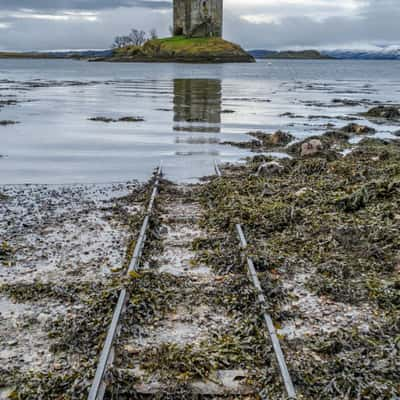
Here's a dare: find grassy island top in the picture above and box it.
[112,36,253,59]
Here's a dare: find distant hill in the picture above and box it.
[0,49,113,59]
[268,50,332,59]
[248,49,332,59]
[249,45,400,60]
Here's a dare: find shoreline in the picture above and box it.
[0,77,399,398]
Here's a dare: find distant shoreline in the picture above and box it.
[1,48,400,61]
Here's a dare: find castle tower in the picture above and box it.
[173,0,223,38]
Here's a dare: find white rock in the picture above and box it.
[301,139,323,157]
[256,161,284,177]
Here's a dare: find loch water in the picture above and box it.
[0,59,399,184]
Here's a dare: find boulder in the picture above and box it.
[340,123,376,135]
[269,130,294,146]
[300,139,323,157]
[0,120,18,126]
[256,161,284,177]
[249,130,294,147]
[364,106,400,120]
[393,130,400,137]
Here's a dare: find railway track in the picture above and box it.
[88,162,297,399]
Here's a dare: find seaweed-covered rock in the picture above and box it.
[288,136,340,160]
[256,161,284,177]
[301,139,323,157]
[118,116,145,122]
[88,116,144,123]
[340,123,376,135]
[88,116,114,123]
[0,241,14,266]
[0,120,18,126]
[364,105,400,120]
[250,130,294,147]
[223,130,294,152]
[323,130,351,141]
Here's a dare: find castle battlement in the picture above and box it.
[173,0,223,38]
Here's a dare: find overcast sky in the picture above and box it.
[0,0,398,51]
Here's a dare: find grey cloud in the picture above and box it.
[224,0,400,49]
[0,0,171,11]
[0,7,171,51]
[0,0,399,51]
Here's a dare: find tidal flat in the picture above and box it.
[0,59,399,399]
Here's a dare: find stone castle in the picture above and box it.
[173,0,223,38]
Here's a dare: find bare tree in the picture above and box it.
[129,29,147,46]
[112,36,125,48]
[149,28,158,40]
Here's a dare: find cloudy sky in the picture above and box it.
[0,0,398,51]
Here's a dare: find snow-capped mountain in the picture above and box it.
[321,45,400,60]
[249,45,400,60]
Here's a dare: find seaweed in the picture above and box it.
[0,241,14,266]
[290,317,400,399]
[88,116,144,123]
[195,138,400,398]
[0,281,105,303]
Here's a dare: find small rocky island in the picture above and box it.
[98,36,254,63]
[95,0,254,63]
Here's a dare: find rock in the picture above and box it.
[124,344,140,354]
[250,130,294,147]
[159,225,168,235]
[37,313,50,325]
[53,363,63,370]
[301,139,323,157]
[332,98,360,106]
[364,106,400,120]
[88,116,144,123]
[0,120,18,126]
[393,130,400,137]
[270,130,294,146]
[323,130,351,141]
[340,123,376,135]
[118,116,145,122]
[295,187,311,197]
[256,161,284,177]
[88,116,114,123]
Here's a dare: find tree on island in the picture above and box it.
[112,29,158,48]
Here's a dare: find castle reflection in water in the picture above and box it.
[173,79,222,133]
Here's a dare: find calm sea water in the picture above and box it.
[0,59,399,184]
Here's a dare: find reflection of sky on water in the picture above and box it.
[0,59,399,184]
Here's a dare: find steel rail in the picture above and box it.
[236,224,297,399]
[88,163,162,400]
[214,161,296,399]
[214,160,222,177]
